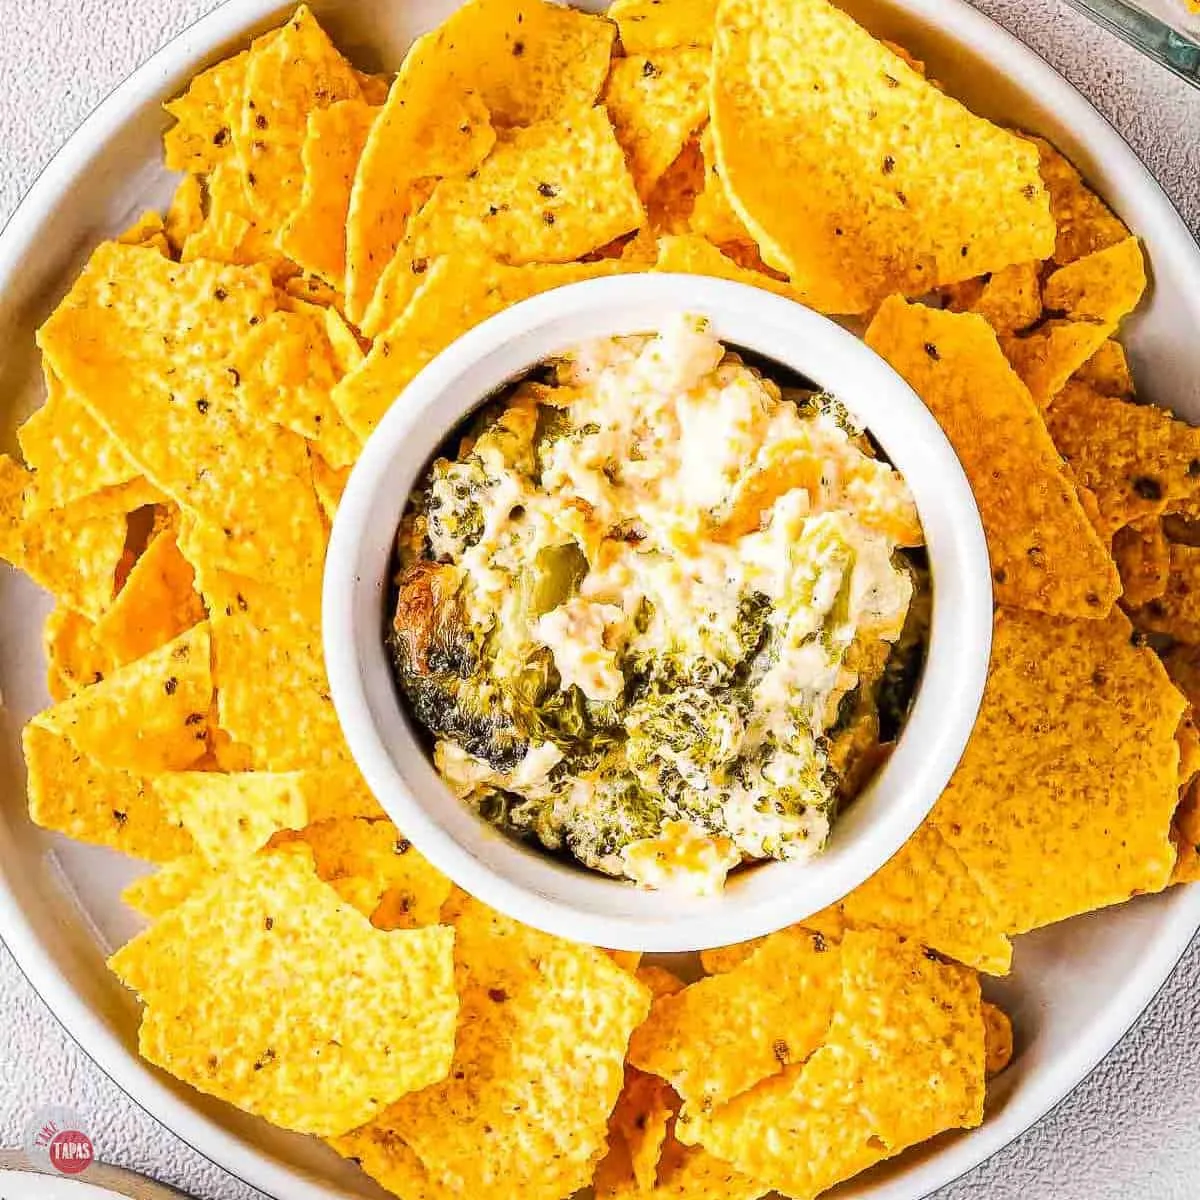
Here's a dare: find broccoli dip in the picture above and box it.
[389,315,927,894]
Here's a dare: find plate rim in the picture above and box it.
[1,1,1199,1198]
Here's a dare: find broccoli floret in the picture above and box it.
[424,455,489,560]
[626,685,746,792]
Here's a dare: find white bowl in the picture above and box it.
[323,273,993,952]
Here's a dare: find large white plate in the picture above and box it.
[1,2,1198,1198]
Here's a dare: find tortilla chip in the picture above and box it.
[686,126,751,246]
[653,234,793,298]
[636,138,704,237]
[603,48,710,201]
[710,0,1054,313]
[943,261,1042,336]
[1112,518,1170,608]
[424,0,616,128]
[23,723,193,861]
[1001,319,1113,408]
[931,607,1184,934]
[32,623,212,773]
[357,203,442,339]
[153,771,310,863]
[982,1002,1014,1076]
[836,820,1012,974]
[1031,136,1129,266]
[122,854,225,918]
[343,38,495,322]
[91,528,204,666]
[594,1125,767,1200]
[37,244,327,589]
[610,1067,680,1191]
[1127,544,1200,642]
[164,46,261,174]
[333,256,620,437]
[1045,381,1200,536]
[309,452,352,525]
[200,570,345,771]
[333,893,650,1200]
[109,847,458,1137]
[677,929,984,1199]
[629,927,839,1107]
[17,369,142,513]
[1178,708,1200,789]
[1042,236,1146,325]
[609,0,716,52]
[636,964,687,999]
[231,308,360,468]
[699,939,763,975]
[410,109,644,268]
[605,949,644,974]
[865,298,1119,618]
[235,6,363,247]
[280,816,451,926]
[1075,339,1135,397]
[278,99,376,288]
[43,605,113,700]
[117,211,171,256]
[164,175,205,256]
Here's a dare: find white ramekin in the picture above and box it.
[323,273,992,952]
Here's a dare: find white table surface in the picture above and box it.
[1,1,1198,1197]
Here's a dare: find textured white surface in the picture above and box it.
[0,1,1198,1198]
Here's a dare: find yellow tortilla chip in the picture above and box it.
[153,771,310,863]
[43,605,113,701]
[1112,518,1170,609]
[603,48,710,201]
[836,820,1012,974]
[865,298,1119,618]
[37,244,327,589]
[164,174,205,256]
[164,44,264,174]
[629,926,839,1106]
[231,308,360,468]
[1074,339,1135,398]
[710,0,1054,313]
[117,211,171,256]
[609,1067,679,1191]
[593,1126,767,1200]
[678,929,984,1199]
[943,261,1042,336]
[931,607,1185,934]
[1042,236,1146,325]
[636,964,687,999]
[181,158,289,274]
[1001,319,1113,407]
[279,98,376,288]
[1127,543,1200,642]
[109,847,458,1137]
[642,138,706,237]
[23,723,193,861]
[0,458,156,621]
[982,1002,1014,1076]
[1045,381,1200,535]
[280,816,451,926]
[425,0,616,128]
[92,528,204,666]
[17,369,141,513]
[1031,136,1129,266]
[333,256,620,437]
[343,38,495,322]
[32,623,212,773]
[687,127,751,246]
[236,7,364,246]
[121,853,225,918]
[309,452,352,524]
[410,109,644,268]
[653,234,793,298]
[333,893,650,1200]
[609,0,716,52]
[200,569,346,771]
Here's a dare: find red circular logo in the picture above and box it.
[47,1128,94,1175]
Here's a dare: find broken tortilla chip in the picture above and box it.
[121,853,225,918]
[608,0,715,52]
[1127,543,1200,643]
[982,1002,1014,1076]
[931,606,1185,934]
[1001,319,1113,408]
[653,234,793,298]
[1041,236,1146,325]
[1112,518,1170,609]
[163,45,263,174]
[865,297,1119,618]
[710,0,1054,313]
[1074,339,1135,398]
[1031,136,1129,266]
[43,605,113,700]
[109,847,458,1137]
[23,723,193,861]
[943,261,1042,336]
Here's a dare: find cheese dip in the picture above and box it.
[389,316,926,894]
